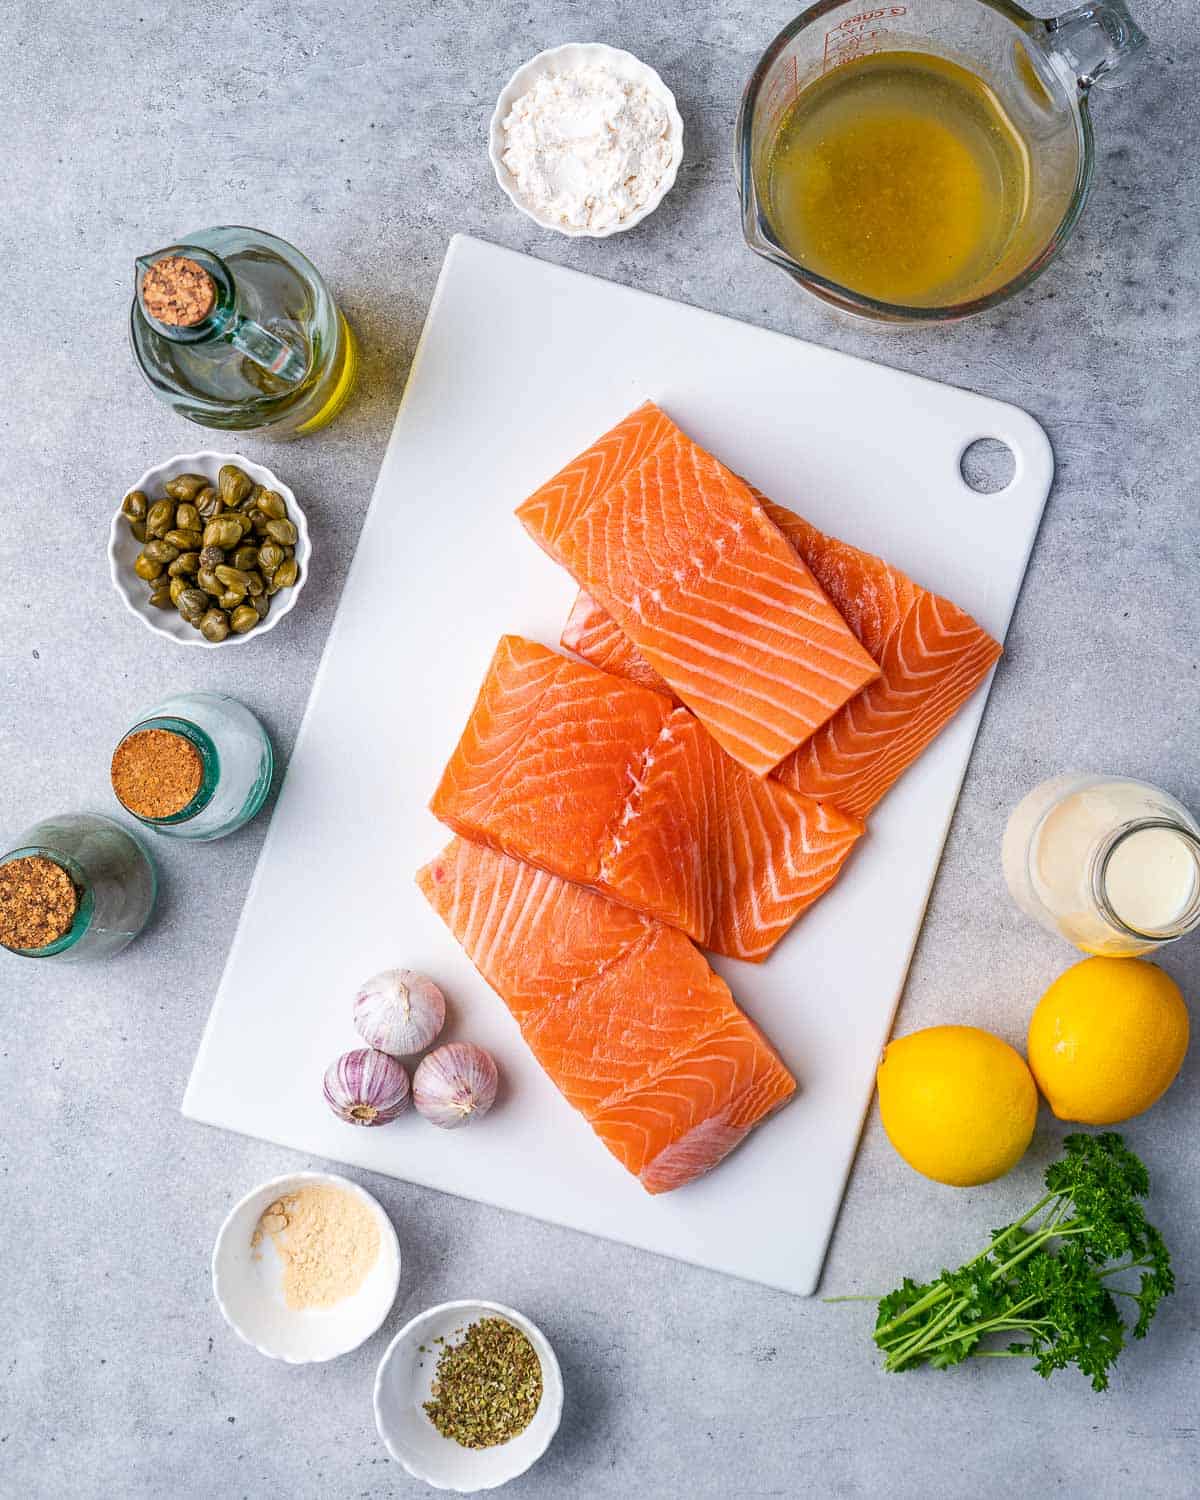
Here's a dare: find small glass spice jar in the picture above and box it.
[111,691,273,841]
[0,813,157,962]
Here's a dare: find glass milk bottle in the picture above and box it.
[1002,775,1200,955]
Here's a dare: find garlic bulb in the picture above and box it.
[413,1042,498,1129]
[353,968,446,1057]
[323,1047,410,1126]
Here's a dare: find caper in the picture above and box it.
[251,591,270,620]
[146,500,174,538]
[202,518,243,550]
[168,551,200,578]
[215,562,251,592]
[168,575,190,607]
[196,567,223,595]
[264,518,298,546]
[218,464,254,507]
[176,587,209,623]
[199,544,223,571]
[249,511,271,537]
[143,539,180,564]
[257,540,285,575]
[148,582,174,610]
[215,509,253,538]
[244,570,264,597]
[257,490,288,520]
[195,485,221,518]
[272,557,299,590]
[164,473,208,502]
[134,551,163,581]
[128,519,148,543]
[199,609,230,643]
[163,528,202,551]
[232,544,259,572]
[230,604,260,634]
[247,484,266,508]
[174,502,201,532]
[122,489,148,521]
[218,588,243,610]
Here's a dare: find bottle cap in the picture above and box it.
[141,255,216,326]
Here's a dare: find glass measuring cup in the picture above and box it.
[737,1,1147,321]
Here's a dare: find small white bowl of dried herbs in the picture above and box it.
[373,1299,563,1491]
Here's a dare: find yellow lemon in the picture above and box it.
[876,1025,1037,1186]
[1027,956,1189,1125]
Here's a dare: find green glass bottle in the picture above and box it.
[130,226,357,439]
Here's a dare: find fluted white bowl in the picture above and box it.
[109,451,310,648]
[373,1299,563,1490]
[488,42,684,238]
[212,1171,400,1363]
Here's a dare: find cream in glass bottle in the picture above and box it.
[1002,775,1200,955]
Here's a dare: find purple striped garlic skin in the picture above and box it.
[323,1047,411,1126]
[412,1042,499,1129]
[353,968,446,1057]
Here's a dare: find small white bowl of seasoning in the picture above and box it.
[108,450,310,648]
[374,1299,563,1491]
[489,42,684,238]
[212,1171,400,1363]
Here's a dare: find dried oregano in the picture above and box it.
[423,1317,542,1448]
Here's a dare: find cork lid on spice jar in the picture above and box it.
[0,854,81,953]
[111,726,207,822]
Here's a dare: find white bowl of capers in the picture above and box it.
[109,451,310,648]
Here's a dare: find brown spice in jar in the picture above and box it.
[111,728,204,820]
[0,856,80,951]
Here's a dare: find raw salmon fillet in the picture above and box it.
[516,403,881,776]
[417,837,797,1192]
[562,500,1002,821]
[516,401,678,559]
[430,636,864,960]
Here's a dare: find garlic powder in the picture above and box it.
[500,64,675,231]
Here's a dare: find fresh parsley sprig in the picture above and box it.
[833,1135,1172,1392]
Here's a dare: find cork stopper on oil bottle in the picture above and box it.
[140,255,216,326]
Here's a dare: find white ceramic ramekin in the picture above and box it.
[373,1299,563,1491]
[212,1171,400,1363]
[108,451,310,648]
[488,42,684,238]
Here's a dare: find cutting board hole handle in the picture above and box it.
[959,437,1016,495]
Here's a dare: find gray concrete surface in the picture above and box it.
[1,2,1197,1496]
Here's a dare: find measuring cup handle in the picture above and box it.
[1045,2,1148,90]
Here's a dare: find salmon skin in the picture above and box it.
[417,837,797,1193]
[516,402,881,777]
[562,499,1002,822]
[430,636,864,961]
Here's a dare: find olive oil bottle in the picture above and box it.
[764,52,1031,308]
[130,226,357,439]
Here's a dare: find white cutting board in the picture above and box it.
[184,236,1053,1297]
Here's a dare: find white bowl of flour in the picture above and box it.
[489,43,684,237]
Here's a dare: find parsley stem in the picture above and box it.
[873,1190,1061,1341]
